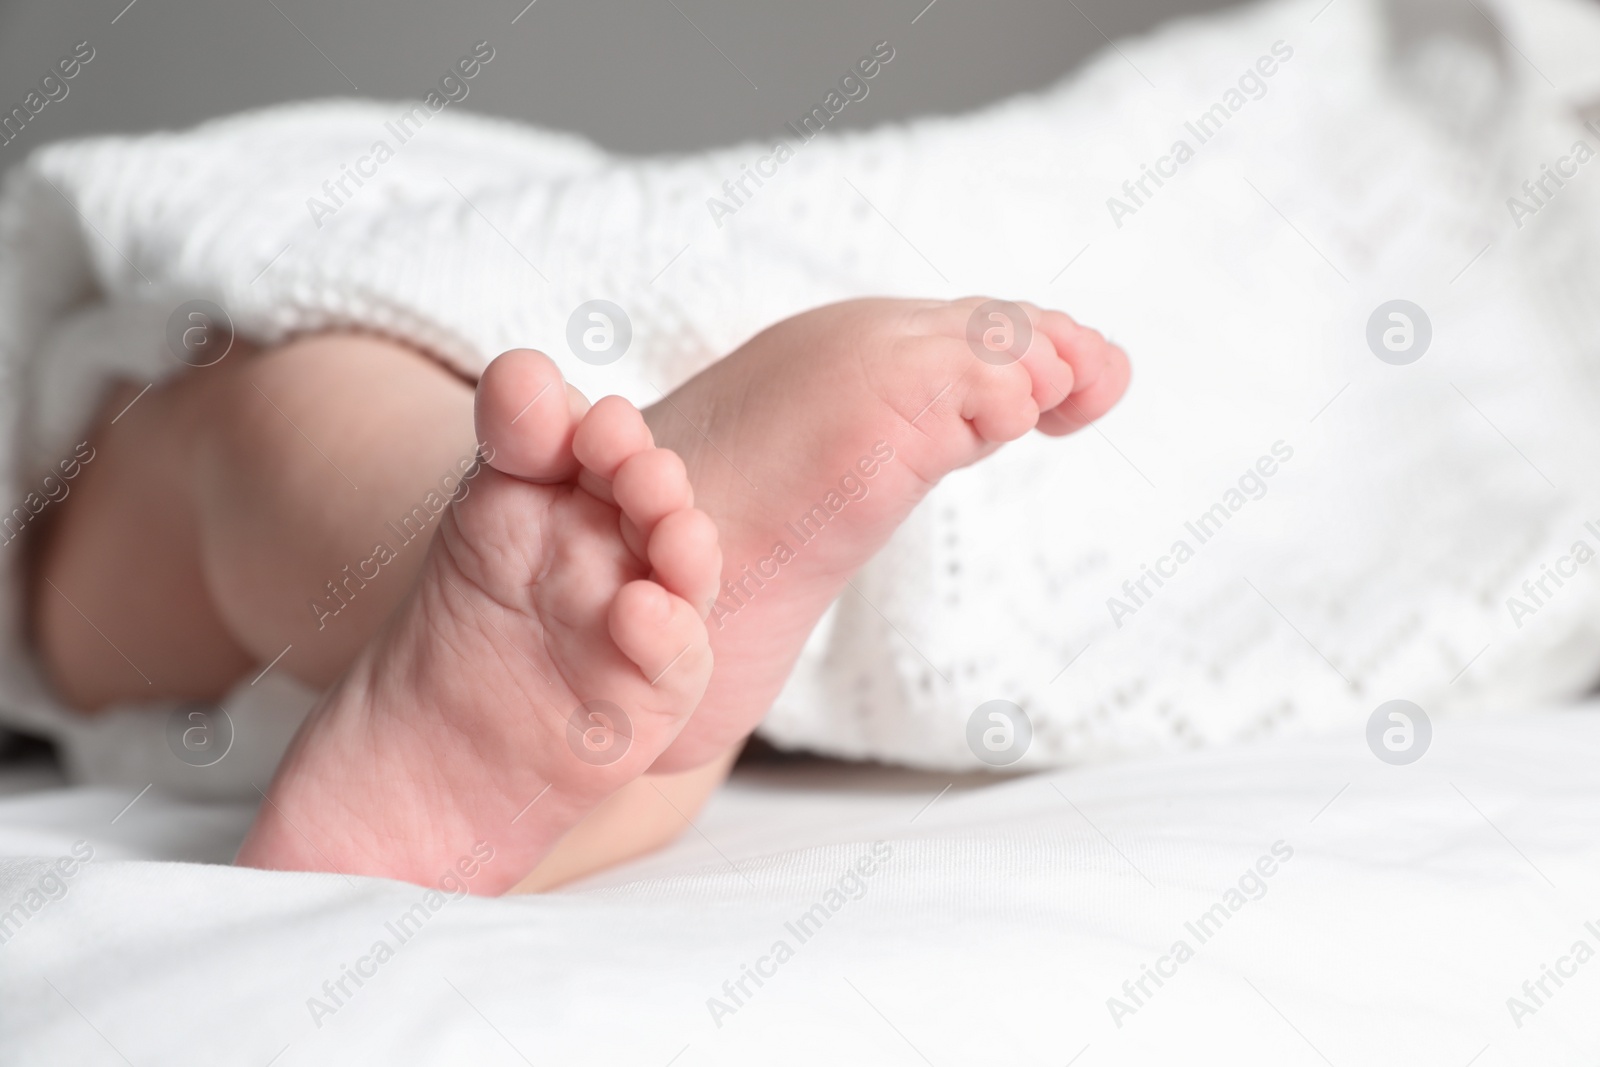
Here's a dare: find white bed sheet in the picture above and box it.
[1,705,1597,1065]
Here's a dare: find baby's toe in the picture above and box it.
[476,349,586,482]
[573,394,655,503]
[646,507,721,616]
[609,579,713,697]
[962,359,1041,443]
[1014,310,1078,416]
[612,447,694,553]
[920,297,1078,438]
[1035,314,1131,435]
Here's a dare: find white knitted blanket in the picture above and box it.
[3,0,1600,789]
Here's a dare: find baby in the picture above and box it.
[32,298,1127,893]
[13,0,1592,897]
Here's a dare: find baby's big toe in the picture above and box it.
[476,349,587,481]
[1032,310,1130,436]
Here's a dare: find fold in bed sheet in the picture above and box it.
[1,707,1596,1066]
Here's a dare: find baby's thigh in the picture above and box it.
[191,332,479,687]
[34,332,478,707]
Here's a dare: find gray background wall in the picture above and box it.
[0,0,1236,159]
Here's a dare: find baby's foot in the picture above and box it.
[236,350,720,893]
[645,297,1129,771]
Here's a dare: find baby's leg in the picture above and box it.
[641,297,1130,771]
[233,345,721,891]
[34,295,1127,890]
[36,334,475,702]
[34,332,733,889]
